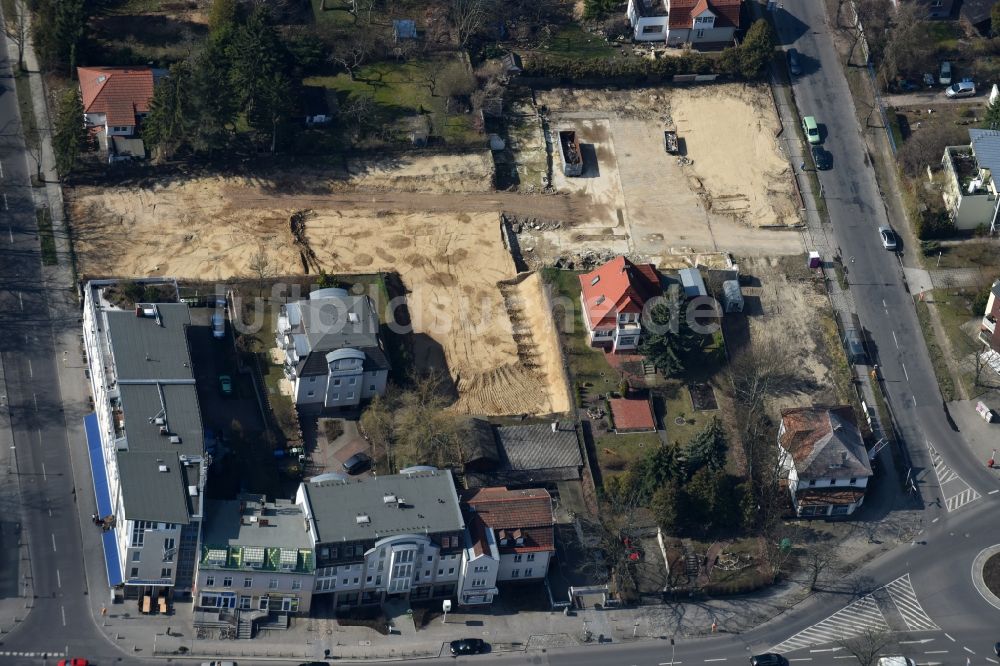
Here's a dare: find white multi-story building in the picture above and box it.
[275,288,389,409]
[626,0,742,46]
[297,470,494,608]
[83,279,208,603]
[462,487,555,585]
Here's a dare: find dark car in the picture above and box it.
[342,452,372,475]
[450,638,487,656]
[811,145,832,170]
[787,48,802,76]
[750,654,788,666]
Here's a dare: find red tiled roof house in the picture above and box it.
[462,487,555,588]
[578,256,660,353]
[778,406,873,518]
[78,67,161,138]
[626,0,741,47]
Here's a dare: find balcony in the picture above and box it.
[983,314,997,335]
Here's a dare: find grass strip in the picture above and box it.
[36,207,56,265]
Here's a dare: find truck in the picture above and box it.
[558,130,583,177]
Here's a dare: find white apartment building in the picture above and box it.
[275,288,389,409]
[83,279,208,602]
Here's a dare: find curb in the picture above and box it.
[971,545,1000,611]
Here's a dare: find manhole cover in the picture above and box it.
[674,417,686,425]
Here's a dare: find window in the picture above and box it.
[527,553,535,562]
[375,575,382,585]
[473,565,489,573]
[367,576,373,583]
[640,24,664,34]
[369,385,376,391]
[239,596,251,610]
[849,478,858,485]
[438,569,443,576]
[830,479,837,485]
[223,576,233,588]
[307,391,315,397]
[330,547,338,559]
[427,555,433,562]
[353,577,359,584]
[524,568,533,577]
[131,520,155,548]
[349,377,357,385]
[206,576,216,586]
[513,554,523,563]
[161,568,172,578]
[331,393,339,401]
[808,479,817,487]
[292,579,302,590]
[471,578,486,587]
[346,392,355,400]
[163,537,175,550]
[695,29,705,38]
[259,597,269,611]
[342,579,348,585]
[511,569,520,578]
[333,379,341,387]
[448,568,455,575]
[130,567,139,578]
[244,577,253,588]
[310,377,316,383]
[618,336,637,346]
[269,578,279,589]
[424,570,430,578]
[132,551,141,562]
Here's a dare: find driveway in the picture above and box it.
[187,306,265,436]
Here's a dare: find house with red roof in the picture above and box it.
[78,67,164,160]
[462,487,555,586]
[778,406,873,518]
[626,0,741,46]
[578,256,661,353]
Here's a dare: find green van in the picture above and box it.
[802,116,820,144]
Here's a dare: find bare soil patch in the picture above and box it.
[985,552,1000,598]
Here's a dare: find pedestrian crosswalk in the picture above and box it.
[883,574,939,632]
[927,441,981,512]
[771,574,937,653]
[0,651,65,659]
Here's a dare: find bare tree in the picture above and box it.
[802,543,840,591]
[877,3,929,89]
[837,628,894,666]
[248,244,273,295]
[450,0,489,47]
[329,31,375,80]
[4,0,27,72]
[434,60,476,98]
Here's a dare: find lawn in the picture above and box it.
[310,0,358,28]
[924,241,1000,272]
[920,21,963,54]
[13,71,38,154]
[595,431,662,478]
[926,287,987,396]
[537,25,619,61]
[303,56,480,145]
[915,298,958,401]
[36,208,56,266]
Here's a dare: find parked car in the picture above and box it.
[879,225,898,250]
[342,452,372,475]
[895,79,919,92]
[946,80,976,98]
[802,115,821,144]
[211,312,225,339]
[923,72,936,87]
[450,638,487,655]
[201,662,237,666]
[58,660,89,666]
[939,60,952,85]
[750,655,788,666]
[787,48,802,76]
[811,145,832,170]
[219,374,233,396]
[877,658,916,666]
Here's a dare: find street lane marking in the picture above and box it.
[32,392,37,411]
[771,593,888,652]
[902,362,909,381]
[986,658,998,664]
[3,193,7,210]
[892,330,899,349]
[60,605,66,626]
[931,517,939,522]
[7,224,12,243]
[945,634,955,642]
[963,647,975,654]
[924,650,949,654]
[703,659,727,662]
[18,292,22,310]
[27,359,31,377]
[51,533,56,552]
[1,160,5,178]
[927,442,980,512]
[884,574,939,631]
[41,463,46,481]
[990,489,999,495]
[56,569,60,588]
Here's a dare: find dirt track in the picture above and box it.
[222,187,589,222]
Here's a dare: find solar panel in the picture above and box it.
[244,546,265,564]
[206,548,226,563]
[280,549,297,566]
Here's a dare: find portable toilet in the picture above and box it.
[679,268,707,298]
[722,280,744,313]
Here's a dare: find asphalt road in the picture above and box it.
[1,3,1000,666]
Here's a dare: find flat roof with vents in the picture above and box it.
[302,470,464,544]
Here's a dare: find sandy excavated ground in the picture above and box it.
[530,85,803,262]
[70,169,569,417]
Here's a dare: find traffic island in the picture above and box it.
[972,545,1000,610]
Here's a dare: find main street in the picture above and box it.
[0,0,998,664]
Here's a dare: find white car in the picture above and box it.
[945,80,976,98]
[939,61,952,85]
[879,226,898,250]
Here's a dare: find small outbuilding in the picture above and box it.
[679,268,707,299]
[721,280,743,313]
[393,19,417,42]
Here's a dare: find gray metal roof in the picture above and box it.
[299,295,380,353]
[303,470,464,544]
[105,304,194,381]
[202,499,312,550]
[495,423,583,471]
[969,129,1000,180]
[116,451,195,524]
